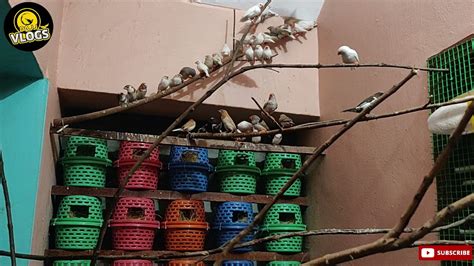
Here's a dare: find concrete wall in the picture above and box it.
[305,0,473,265]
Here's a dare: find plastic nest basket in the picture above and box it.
[217,228,255,252]
[63,136,111,163]
[267,261,301,266]
[263,153,302,172]
[168,260,205,266]
[218,150,257,167]
[222,261,254,266]
[169,146,210,165]
[213,202,254,228]
[53,261,91,266]
[263,204,303,226]
[264,172,302,196]
[113,260,153,266]
[216,165,261,194]
[262,224,306,253]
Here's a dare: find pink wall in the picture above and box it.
[55,0,320,117]
[306,0,473,265]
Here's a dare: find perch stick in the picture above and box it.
[190,95,474,139]
[0,152,16,266]
[221,70,419,254]
[52,62,448,127]
[251,96,283,130]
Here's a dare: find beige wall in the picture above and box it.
[55,0,320,117]
[305,0,473,265]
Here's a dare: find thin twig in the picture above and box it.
[221,70,419,254]
[251,97,283,130]
[303,101,474,265]
[190,95,474,140]
[0,152,16,266]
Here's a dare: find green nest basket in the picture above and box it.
[52,196,103,249]
[264,153,302,172]
[53,260,91,266]
[216,165,261,194]
[263,224,306,253]
[217,150,257,167]
[64,136,109,161]
[263,204,304,226]
[62,160,107,187]
[267,261,301,266]
[263,170,302,196]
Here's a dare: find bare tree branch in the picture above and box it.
[251,96,283,130]
[0,152,16,266]
[220,70,419,254]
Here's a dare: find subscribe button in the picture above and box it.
[419,245,472,261]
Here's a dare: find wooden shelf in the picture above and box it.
[53,127,315,154]
[51,186,308,206]
[45,250,309,261]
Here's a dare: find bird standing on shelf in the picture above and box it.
[179,67,197,80]
[222,43,231,57]
[272,133,283,145]
[204,55,214,69]
[263,46,274,61]
[118,93,129,106]
[123,85,138,102]
[342,92,384,113]
[170,74,183,87]
[240,3,264,22]
[212,53,223,66]
[237,120,254,133]
[195,60,210,77]
[337,45,360,64]
[218,109,237,132]
[279,114,295,128]
[158,76,171,92]
[251,128,261,144]
[137,83,147,100]
[172,119,196,133]
[263,93,278,114]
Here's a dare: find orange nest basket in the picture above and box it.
[163,222,208,251]
[168,260,205,266]
[165,200,206,223]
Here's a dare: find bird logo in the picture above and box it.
[14,8,41,32]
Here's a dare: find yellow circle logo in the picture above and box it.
[14,8,40,32]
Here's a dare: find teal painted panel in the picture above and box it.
[0,78,49,266]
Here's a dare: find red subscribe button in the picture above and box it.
[418,245,472,261]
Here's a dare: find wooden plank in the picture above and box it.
[53,127,315,154]
[51,186,308,206]
[45,250,309,262]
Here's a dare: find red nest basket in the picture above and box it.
[113,197,157,222]
[113,260,153,266]
[168,260,205,266]
[163,222,209,251]
[119,141,160,163]
[165,200,206,223]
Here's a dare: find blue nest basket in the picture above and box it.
[217,227,255,252]
[214,202,254,228]
[223,261,254,266]
[168,146,213,192]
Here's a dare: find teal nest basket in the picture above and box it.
[216,165,261,194]
[267,262,301,266]
[263,224,306,253]
[217,150,257,167]
[53,260,91,266]
[52,196,103,249]
[64,136,109,161]
[263,153,302,172]
[263,171,302,196]
[263,204,303,226]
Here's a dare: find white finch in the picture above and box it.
[170,74,183,87]
[158,76,171,92]
[337,45,359,64]
[245,45,254,62]
[272,133,283,145]
[212,53,223,66]
[251,128,261,143]
[195,60,210,77]
[343,92,384,113]
[240,3,263,22]
[237,120,253,133]
[222,43,231,57]
[254,45,264,61]
[263,46,274,60]
[204,55,214,69]
[172,119,196,133]
[218,109,237,132]
[263,93,278,114]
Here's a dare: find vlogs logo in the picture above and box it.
[4,2,53,51]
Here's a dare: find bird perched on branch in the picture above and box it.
[342,92,384,113]
[195,60,210,77]
[237,120,254,133]
[245,45,254,62]
[158,76,171,92]
[272,133,283,145]
[179,67,197,80]
[251,128,261,143]
[249,114,269,132]
[118,93,129,106]
[197,117,222,133]
[218,109,237,132]
[279,114,295,128]
[137,83,147,100]
[123,85,138,102]
[222,43,231,57]
[171,74,183,87]
[255,45,264,61]
[240,3,264,22]
[337,45,359,64]
[172,119,196,133]
[260,8,278,22]
[263,46,274,61]
[204,55,214,69]
[267,26,295,40]
[212,53,223,66]
[263,93,278,114]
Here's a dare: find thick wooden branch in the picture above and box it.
[190,95,474,139]
[0,153,16,266]
[221,70,419,254]
[251,97,283,130]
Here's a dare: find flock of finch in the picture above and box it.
[118,3,373,145]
